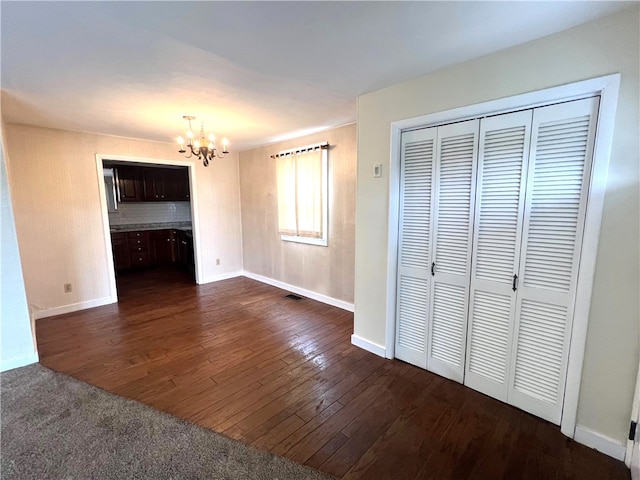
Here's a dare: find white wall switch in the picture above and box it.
[373,164,382,178]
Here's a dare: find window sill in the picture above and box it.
[280,234,328,247]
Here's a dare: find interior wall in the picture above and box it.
[3,124,243,317]
[239,123,356,304]
[354,7,639,445]
[0,126,37,371]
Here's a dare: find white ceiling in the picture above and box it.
[1,1,632,151]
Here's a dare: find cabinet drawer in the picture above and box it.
[131,252,151,267]
[128,231,150,241]
[130,244,148,253]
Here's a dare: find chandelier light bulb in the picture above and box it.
[194,140,200,149]
[177,136,184,146]
[209,133,215,142]
[187,130,193,139]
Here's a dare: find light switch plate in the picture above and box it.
[373,164,382,178]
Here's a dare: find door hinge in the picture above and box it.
[629,420,637,441]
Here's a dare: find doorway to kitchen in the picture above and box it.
[97,155,201,300]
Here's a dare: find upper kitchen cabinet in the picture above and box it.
[108,164,190,203]
[172,168,190,201]
[142,167,190,202]
[117,166,143,202]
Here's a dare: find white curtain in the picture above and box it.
[276,149,323,238]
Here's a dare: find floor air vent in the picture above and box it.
[285,294,303,301]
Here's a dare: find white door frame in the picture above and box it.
[384,74,621,439]
[626,360,640,470]
[94,154,203,304]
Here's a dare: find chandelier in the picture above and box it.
[177,115,229,167]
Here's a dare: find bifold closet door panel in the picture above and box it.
[464,110,532,401]
[509,97,600,424]
[427,119,479,383]
[395,127,437,368]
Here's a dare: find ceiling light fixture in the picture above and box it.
[177,115,229,167]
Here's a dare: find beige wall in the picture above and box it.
[3,124,243,316]
[354,7,639,444]
[239,123,356,304]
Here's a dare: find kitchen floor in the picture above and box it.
[116,265,195,298]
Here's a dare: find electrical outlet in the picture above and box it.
[216,258,221,266]
[64,283,72,293]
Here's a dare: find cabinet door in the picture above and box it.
[427,119,479,383]
[464,110,532,401]
[173,168,190,201]
[395,127,437,368]
[151,230,172,265]
[508,97,599,424]
[111,233,131,270]
[117,167,142,202]
[142,168,169,201]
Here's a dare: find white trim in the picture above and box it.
[385,74,621,439]
[561,73,621,437]
[242,270,354,312]
[0,352,39,372]
[198,270,244,285]
[625,359,640,467]
[94,154,202,291]
[32,296,115,320]
[384,124,402,360]
[95,155,119,303]
[351,334,386,358]
[575,425,627,461]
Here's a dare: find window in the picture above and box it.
[275,142,328,246]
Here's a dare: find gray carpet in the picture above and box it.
[1,364,335,480]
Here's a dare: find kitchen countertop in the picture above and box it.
[110,222,192,233]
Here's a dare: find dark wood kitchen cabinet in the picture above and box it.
[111,229,192,272]
[128,231,151,267]
[171,168,190,200]
[116,166,143,202]
[110,164,189,203]
[151,229,173,265]
[142,167,190,202]
[111,232,131,270]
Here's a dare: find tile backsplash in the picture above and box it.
[109,202,192,226]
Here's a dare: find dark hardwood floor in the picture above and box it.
[36,267,629,479]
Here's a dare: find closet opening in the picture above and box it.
[385,74,620,439]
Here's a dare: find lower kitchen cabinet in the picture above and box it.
[111,229,193,272]
[151,230,173,265]
[111,233,131,270]
[128,231,151,267]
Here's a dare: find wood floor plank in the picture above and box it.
[36,267,631,480]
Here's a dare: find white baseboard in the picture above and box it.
[574,425,626,461]
[0,352,39,372]
[198,270,244,284]
[351,334,386,358]
[33,296,116,320]
[242,271,354,312]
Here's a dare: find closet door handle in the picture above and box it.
[431,262,435,276]
[512,274,518,292]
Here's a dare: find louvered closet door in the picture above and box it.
[464,110,532,401]
[427,119,479,382]
[395,127,437,368]
[508,97,600,424]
